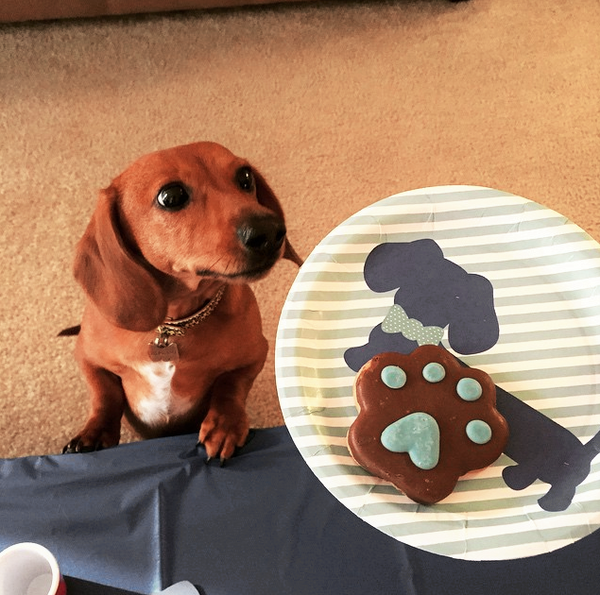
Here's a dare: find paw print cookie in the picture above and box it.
[348,345,509,504]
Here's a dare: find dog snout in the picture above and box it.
[237,214,286,259]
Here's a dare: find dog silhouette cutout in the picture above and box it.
[344,239,600,512]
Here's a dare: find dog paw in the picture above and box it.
[537,487,576,513]
[62,425,120,454]
[502,464,536,490]
[199,408,250,463]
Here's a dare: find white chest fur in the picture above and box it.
[134,361,183,426]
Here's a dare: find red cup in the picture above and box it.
[0,542,66,595]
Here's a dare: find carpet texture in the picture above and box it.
[1,0,599,458]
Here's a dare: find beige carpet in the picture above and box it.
[1,0,599,458]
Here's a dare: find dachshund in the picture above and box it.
[62,141,302,461]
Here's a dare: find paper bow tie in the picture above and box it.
[381,304,444,346]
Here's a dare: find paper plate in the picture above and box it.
[275,186,600,561]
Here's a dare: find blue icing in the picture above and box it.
[456,377,483,401]
[381,365,407,389]
[466,420,492,444]
[422,362,445,383]
[381,412,440,470]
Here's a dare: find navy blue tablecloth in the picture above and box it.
[1,426,599,594]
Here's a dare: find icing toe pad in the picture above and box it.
[381,413,440,470]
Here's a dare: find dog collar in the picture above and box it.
[381,304,444,346]
[148,285,226,363]
[157,285,226,337]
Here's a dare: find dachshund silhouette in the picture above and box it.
[344,239,600,512]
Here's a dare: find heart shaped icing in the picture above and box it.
[380,412,440,470]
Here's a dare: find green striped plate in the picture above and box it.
[275,186,600,560]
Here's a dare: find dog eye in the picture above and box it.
[236,166,255,193]
[156,183,190,211]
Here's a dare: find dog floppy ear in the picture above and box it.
[74,186,167,332]
[446,273,499,354]
[252,169,303,267]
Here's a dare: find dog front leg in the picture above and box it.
[63,360,125,453]
[198,364,263,463]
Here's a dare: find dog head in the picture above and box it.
[74,142,302,331]
[364,239,499,354]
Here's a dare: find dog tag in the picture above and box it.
[148,340,180,363]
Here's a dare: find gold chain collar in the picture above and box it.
[156,285,226,338]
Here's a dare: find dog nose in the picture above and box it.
[237,215,286,257]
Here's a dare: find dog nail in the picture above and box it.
[205,456,212,464]
[219,458,226,467]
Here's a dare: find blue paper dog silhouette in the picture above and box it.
[344,239,600,512]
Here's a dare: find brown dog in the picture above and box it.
[63,142,302,461]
